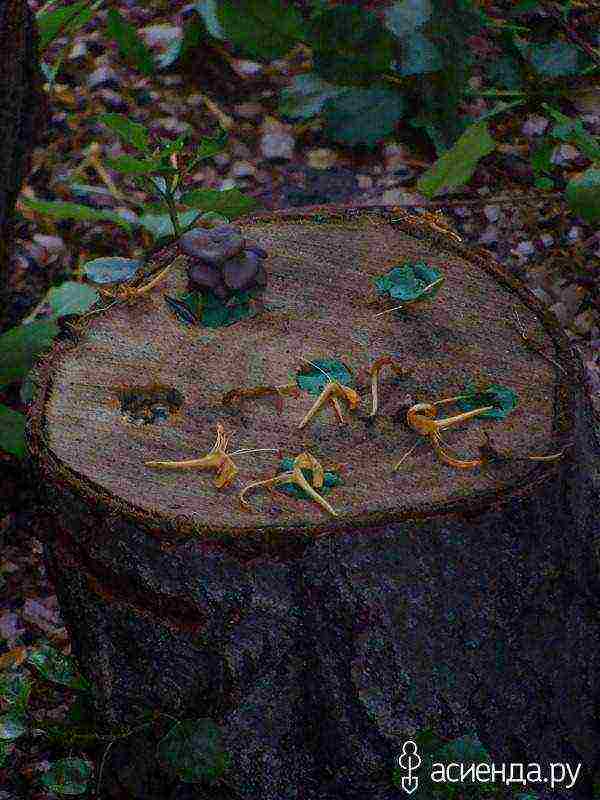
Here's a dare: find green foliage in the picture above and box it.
[416,121,496,198]
[216,0,306,62]
[82,257,142,285]
[156,718,231,784]
[375,262,444,304]
[322,86,405,149]
[0,320,59,389]
[19,197,133,234]
[167,288,259,329]
[306,6,397,87]
[456,383,519,421]
[296,358,354,395]
[106,7,155,77]
[39,757,94,796]
[276,457,341,499]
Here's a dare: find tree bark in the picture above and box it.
[26,204,600,800]
[0,0,48,334]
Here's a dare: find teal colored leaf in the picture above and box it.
[456,382,518,421]
[296,359,353,396]
[0,712,27,741]
[46,282,99,318]
[26,644,92,693]
[0,405,26,459]
[96,113,151,153]
[0,671,33,715]
[483,54,523,90]
[278,73,348,120]
[519,39,583,78]
[19,196,133,234]
[565,168,600,225]
[157,718,231,784]
[542,104,600,162]
[0,320,59,389]
[138,210,202,239]
[530,140,556,176]
[164,293,202,325]
[276,458,341,500]
[106,8,155,77]
[383,0,433,37]
[179,187,259,219]
[0,740,11,767]
[216,0,306,61]
[397,30,442,76]
[374,261,444,304]
[323,86,405,149]
[82,257,142,285]
[39,757,93,795]
[308,6,396,87]
[416,121,496,199]
[36,0,95,54]
[104,155,164,175]
[197,288,257,328]
[186,126,229,168]
[19,375,35,405]
[195,0,226,40]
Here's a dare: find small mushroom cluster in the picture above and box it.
[179,223,268,301]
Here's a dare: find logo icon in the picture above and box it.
[398,740,421,795]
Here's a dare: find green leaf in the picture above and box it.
[27,644,92,692]
[0,406,26,459]
[296,358,353,396]
[396,30,442,76]
[104,155,164,175]
[0,671,33,715]
[565,168,600,225]
[0,320,59,389]
[375,261,444,303]
[518,39,584,78]
[416,120,496,199]
[197,288,257,328]
[39,757,93,795]
[106,8,155,77]
[138,209,202,239]
[0,712,27,741]
[82,257,143,285]
[308,6,396,87]
[456,382,518,421]
[277,458,341,500]
[195,0,226,41]
[179,187,259,219]
[323,86,405,149]
[541,103,600,162]
[156,718,231,784]
[184,126,230,171]
[19,196,133,234]
[36,0,94,54]
[46,282,99,318]
[383,0,433,37]
[483,54,523,91]
[216,0,306,61]
[278,73,348,120]
[95,112,151,153]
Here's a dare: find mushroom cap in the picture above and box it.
[188,260,222,291]
[243,239,268,259]
[222,250,262,291]
[180,225,245,265]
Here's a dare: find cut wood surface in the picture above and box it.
[31,205,582,544]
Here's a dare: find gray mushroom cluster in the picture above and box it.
[179,224,268,301]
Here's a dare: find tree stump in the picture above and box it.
[26,204,600,800]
